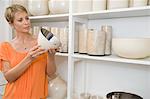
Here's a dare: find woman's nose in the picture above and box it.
[24,19,29,24]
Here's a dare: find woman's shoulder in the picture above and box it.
[0,41,10,48]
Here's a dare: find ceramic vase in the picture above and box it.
[28,0,49,16]
[92,0,106,11]
[129,0,148,7]
[101,25,112,55]
[75,0,92,12]
[87,29,106,56]
[79,24,88,54]
[48,0,69,14]
[59,27,68,53]
[48,75,67,99]
[107,0,129,10]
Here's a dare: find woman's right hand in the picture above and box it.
[26,45,47,60]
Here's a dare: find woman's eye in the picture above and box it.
[18,19,22,22]
[26,17,29,20]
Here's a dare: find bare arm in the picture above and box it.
[2,45,47,83]
[46,49,57,77]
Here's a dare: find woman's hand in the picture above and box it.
[48,48,57,56]
[27,45,47,60]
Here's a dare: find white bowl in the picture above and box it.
[112,38,150,59]
[38,28,61,49]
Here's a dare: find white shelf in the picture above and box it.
[73,6,150,20]
[56,52,68,57]
[29,14,69,22]
[73,53,150,66]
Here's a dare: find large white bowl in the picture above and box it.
[112,38,150,59]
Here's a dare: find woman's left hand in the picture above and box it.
[48,49,57,56]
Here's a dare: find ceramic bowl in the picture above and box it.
[112,38,150,59]
[38,28,61,49]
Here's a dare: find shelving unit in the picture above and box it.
[28,5,150,99]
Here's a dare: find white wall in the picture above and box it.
[0,0,11,42]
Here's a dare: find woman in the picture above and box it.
[0,4,57,99]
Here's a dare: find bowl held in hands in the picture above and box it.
[38,28,61,49]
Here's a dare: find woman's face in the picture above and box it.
[12,11,31,34]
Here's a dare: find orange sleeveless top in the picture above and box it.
[0,42,48,99]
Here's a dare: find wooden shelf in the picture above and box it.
[73,53,150,65]
[73,6,150,20]
[29,14,69,22]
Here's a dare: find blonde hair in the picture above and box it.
[5,4,28,23]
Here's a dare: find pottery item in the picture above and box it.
[90,95,103,99]
[38,28,61,49]
[101,25,112,55]
[48,75,67,99]
[80,93,91,99]
[79,24,88,54]
[129,0,148,7]
[59,27,68,53]
[107,0,129,10]
[92,0,106,11]
[74,23,79,53]
[0,72,7,96]
[28,0,49,16]
[75,0,92,12]
[33,26,41,37]
[112,38,150,59]
[87,29,106,55]
[48,0,69,14]
[106,91,143,99]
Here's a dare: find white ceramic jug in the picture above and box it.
[48,75,67,99]
[28,0,49,16]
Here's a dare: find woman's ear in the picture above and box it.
[9,23,14,29]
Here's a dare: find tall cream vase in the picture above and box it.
[48,74,67,99]
[28,0,49,16]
